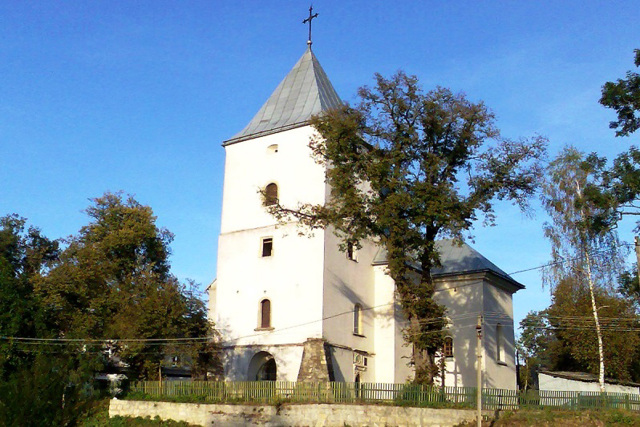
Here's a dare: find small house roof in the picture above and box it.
[540,370,640,388]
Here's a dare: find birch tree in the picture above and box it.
[542,147,627,391]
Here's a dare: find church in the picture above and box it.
[208,41,523,390]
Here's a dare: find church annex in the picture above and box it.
[208,44,523,390]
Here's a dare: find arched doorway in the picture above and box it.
[257,359,276,381]
[247,351,277,381]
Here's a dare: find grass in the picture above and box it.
[456,408,640,426]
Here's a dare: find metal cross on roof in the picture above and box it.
[302,5,318,46]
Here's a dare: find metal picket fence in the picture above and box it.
[128,381,640,411]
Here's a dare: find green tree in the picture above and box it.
[35,192,218,379]
[548,279,639,382]
[542,146,629,391]
[519,282,640,384]
[269,71,546,383]
[600,49,640,137]
[0,214,59,377]
[517,311,558,390]
[0,216,99,426]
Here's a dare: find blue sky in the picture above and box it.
[1,1,639,330]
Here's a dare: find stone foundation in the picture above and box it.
[109,399,490,426]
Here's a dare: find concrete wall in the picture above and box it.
[110,399,489,427]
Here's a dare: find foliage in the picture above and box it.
[520,289,640,383]
[0,215,59,376]
[547,279,640,381]
[0,193,220,424]
[0,353,99,427]
[268,71,546,383]
[517,311,559,389]
[600,49,640,137]
[0,215,97,425]
[34,192,219,380]
[581,147,640,234]
[541,147,633,389]
[542,147,626,290]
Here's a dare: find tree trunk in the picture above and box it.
[584,248,606,392]
[576,180,606,392]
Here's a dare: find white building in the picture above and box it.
[209,45,523,390]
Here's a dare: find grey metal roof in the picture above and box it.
[372,239,524,289]
[224,47,342,145]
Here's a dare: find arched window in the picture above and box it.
[264,183,278,206]
[353,303,363,335]
[443,336,454,358]
[260,299,271,329]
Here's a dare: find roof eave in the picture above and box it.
[223,120,312,146]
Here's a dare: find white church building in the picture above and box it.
[208,45,523,390]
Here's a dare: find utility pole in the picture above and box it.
[476,314,483,427]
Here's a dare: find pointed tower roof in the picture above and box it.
[224,47,342,145]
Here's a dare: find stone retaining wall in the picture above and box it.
[109,399,489,426]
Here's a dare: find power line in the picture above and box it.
[508,241,634,276]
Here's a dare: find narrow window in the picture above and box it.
[264,183,278,206]
[261,237,273,257]
[496,323,504,362]
[443,337,454,358]
[353,303,363,335]
[347,242,357,261]
[260,299,271,328]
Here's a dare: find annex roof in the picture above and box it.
[372,239,524,290]
[224,47,342,145]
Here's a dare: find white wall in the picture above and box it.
[215,126,329,380]
[373,265,412,383]
[433,275,484,389]
[322,232,378,380]
[482,279,517,390]
[222,345,304,382]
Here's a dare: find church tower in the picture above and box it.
[210,46,380,382]
[211,35,522,389]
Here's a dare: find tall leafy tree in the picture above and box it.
[269,71,546,383]
[542,147,629,391]
[35,192,218,379]
[0,214,59,377]
[0,216,99,426]
[600,49,640,137]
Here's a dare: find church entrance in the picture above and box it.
[247,351,277,381]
